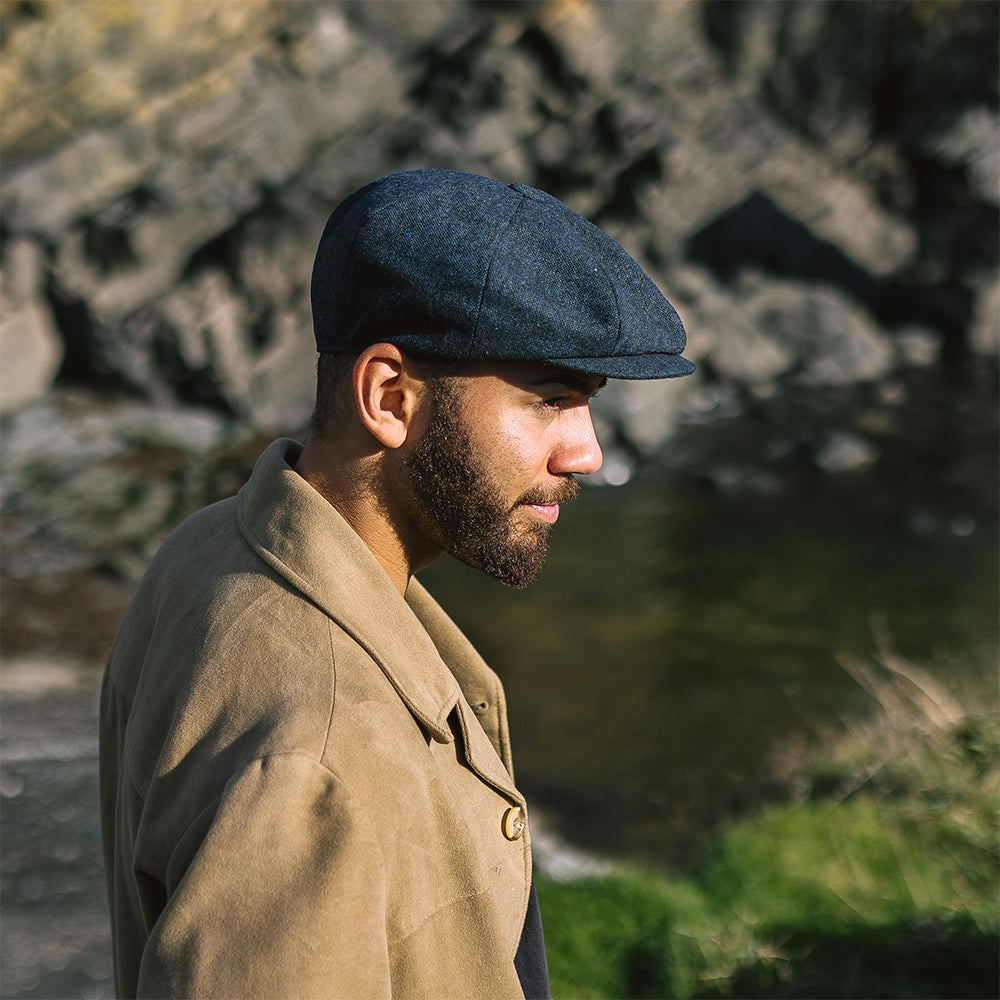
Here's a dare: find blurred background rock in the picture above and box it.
[1,0,997,593]
[0,2,996,997]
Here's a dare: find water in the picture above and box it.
[420,370,999,865]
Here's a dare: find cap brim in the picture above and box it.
[547,353,697,380]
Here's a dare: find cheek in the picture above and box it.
[459,387,552,482]
[481,416,549,481]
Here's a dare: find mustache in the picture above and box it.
[515,477,580,509]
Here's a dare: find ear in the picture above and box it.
[353,343,427,449]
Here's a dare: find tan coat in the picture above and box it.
[100,439,531,999]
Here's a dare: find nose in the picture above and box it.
[549,405,603,477]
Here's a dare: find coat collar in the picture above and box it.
[235,439,518,796]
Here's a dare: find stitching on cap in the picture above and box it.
[469,192,527,358]
[344,200,396,348]
[600,245,624,347]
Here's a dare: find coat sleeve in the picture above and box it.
[137,752,390,1000]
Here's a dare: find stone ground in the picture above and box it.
[1,658,113,1000]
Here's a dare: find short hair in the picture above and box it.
[309,351,356,439]
[308,350,476,440]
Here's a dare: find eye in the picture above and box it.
[540,394,572,410]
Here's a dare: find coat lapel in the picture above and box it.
[235,439,519,803]
[237,439,457,744]
[406,582,520,799]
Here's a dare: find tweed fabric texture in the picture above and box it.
[311,169,695,380]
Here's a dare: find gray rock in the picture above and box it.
[0,301,64,417]
[969,276,1000,357]
[688,274,797,385]
[1,125,158,236]
[680,274,896,388]
[896,327,942,368]
[924,106,1000,207]
[1,389,238,579]
[1,237,47,307]
[814,430,879,474]
[590,375,701,458]
[0,391,230,482]
[755,282,895,386]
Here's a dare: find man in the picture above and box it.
[100,169,695,999]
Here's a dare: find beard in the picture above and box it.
[399,379,579,589]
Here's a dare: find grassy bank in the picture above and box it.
[537,644,999,998]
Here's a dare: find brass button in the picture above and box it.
[502,806,525,841]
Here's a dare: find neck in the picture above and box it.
[295,436,422,596]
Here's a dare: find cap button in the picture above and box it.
[502,805,526,841]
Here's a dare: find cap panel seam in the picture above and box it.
[576,235,623,359]
[343,202,396,351]
[341,214,368,350]
[468,192,527,360]
[603,250,624,349]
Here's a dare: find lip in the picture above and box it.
[523,503,560,524]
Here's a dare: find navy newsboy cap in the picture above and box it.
[310,169,695,380]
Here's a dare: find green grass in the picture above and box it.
[538,644,999,998]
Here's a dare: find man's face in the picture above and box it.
[397,362,605,588]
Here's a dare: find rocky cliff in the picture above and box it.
[1,0,997,602]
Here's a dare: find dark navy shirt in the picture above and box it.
[514,879,550,999]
